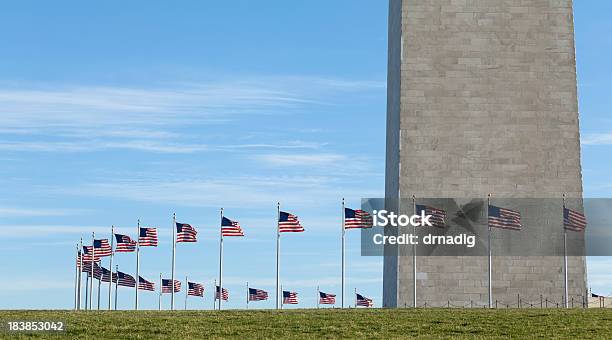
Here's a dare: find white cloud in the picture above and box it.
[582,133,612,145]
[0,225,108,237]
[0,207,88,217]
[255,153,347,166]
[0,76,383,154]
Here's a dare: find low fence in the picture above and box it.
[400,295,612,308]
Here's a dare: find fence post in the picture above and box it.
[540,295,543,308]
[447,300,450,308]
[517,294,520,308]
[470,300,473,308]
[495,300,498,309]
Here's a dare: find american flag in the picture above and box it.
[564,207,587,232]
[176,223,197,243]
[356,293,373,307]
[138,276,155,291]
[488,205,522,231]
[221,217,244,237]
[90,262,103,279]
[416,204,446,228]
[162,279,181,293]
[319,291,336,305]
[278,211,304,233]
[93,239,112,257]
[114,234,136,252]
[248,288,268,301]
[82,246,100,262]
[76,251,83,268]
[80,260,94,273]
[282,291,298,304]
[188,282,204,297]
[99,266,117,283]
[215,286,228,301]
[139,227,158,247]
[117,271,136,288]
[344,208,373,229]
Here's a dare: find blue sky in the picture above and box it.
[0,1,611,309]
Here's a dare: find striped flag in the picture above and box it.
[138,276,155,291]
[117,271,136,288]
[80,261,94,273]
[93,239,112,257]
[76,251,83,268]
[319,291,336,305]
[278,211,304,233]
[248,288,268,301]
[162,279,181,293]
[488,205,522,231]
[564,207,587,232]
[416,204,446,228]
[176,223,197,243]
[215,286,228,301]
[344,208,373,229]
[100,266,117,283]
[90,262,103,279]
[82,246,100,262]
[356,293,373,307]
[221,217,244,237]
[188,282,204,297]
[114,234,136,252]
[139,227,158,247]
[282,291,298,304]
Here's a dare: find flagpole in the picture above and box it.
[487,194,493,308]
[246,281,249,309]
[171,213,177,311]
[218,208,224,311]
[280,284,283,310]
[354,288,357,308]
[185,276,188,310]
[158,273,162,311]
[135,219,140,311]
[563,193,569,308]
[276,202,281,310]
[341,198,345,309]
[317,286,320,309]
[114,265,118,310]
[74,244,79,310]
[412,195,417,308]
[108,225,114,310]
[85,267,89,311]
[213,279,217,310]
[97,271,101,310]
[78,237,83,311]
[90,232,95,311]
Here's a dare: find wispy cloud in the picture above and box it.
[0,225,108,237]
[582,133,612,145]
[0,207,89,217]
[0,76,383,154]
[255,153,347,166]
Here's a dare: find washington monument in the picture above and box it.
[384,0,586,307]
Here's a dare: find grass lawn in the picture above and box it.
[1,308,611,339]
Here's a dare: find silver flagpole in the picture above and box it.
[158,273,162,311]
[185,276,188,310]
[354,287,357,308]
[488,194,493,308]
[74,244,79,310]
[97,271,101,310]
[280,284,283,310]
[317,286,320,309]
[246,282,249,309]
[213,279,217,310]
[108,225,114,310]
[78,238,83,310]
[341,198,345,309]
[218,208,224,311]
[276,202,281,310]
[135,219,140,310]
[90,232,95,311]
[412,195,417,308]
[563,194,569,308]
[171,213,176,310]
[84,268,89,311]
[114,265,118,310]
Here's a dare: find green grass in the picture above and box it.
[1,309,611,339]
